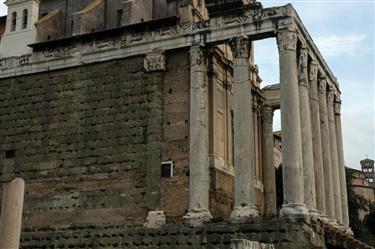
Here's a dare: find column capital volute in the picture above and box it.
[229,36,250,58]
[277,28,298,52]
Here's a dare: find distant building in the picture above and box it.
[360,158,375,185]
[346,166,375,220]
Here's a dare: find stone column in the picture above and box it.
[327,85,343,224]
[261,105,277,217]
[229,36,259,222]
[0,178,25,249]
[144,49,167,229]
[318,73,336,221]
[308,61,326,216]
[184,44,212,226]
[298,46,317,216]
[334,95,350,227]
[277,29,308,217]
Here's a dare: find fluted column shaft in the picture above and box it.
[277,29,307,216]
[327,86,343,223]
[261,106,277,217]
[334,97,350,226]
[184,44,212,226]
[229,36,259,222]
[298,46,317,214]
[308,62,326,215]
[318,75,336,220]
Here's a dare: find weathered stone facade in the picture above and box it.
[0,0,373,248]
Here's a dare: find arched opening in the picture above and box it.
[22,9,28,29]
[11,12,17,31]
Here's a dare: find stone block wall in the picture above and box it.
[0,55,166,227]
[19,219,325,249]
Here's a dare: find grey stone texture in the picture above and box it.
[19,219,325,249]
[277,29,308,217]
[0,56,165,227]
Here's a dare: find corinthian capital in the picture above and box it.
[298,46,309,87]
[261,106,274,124]
[327,84,335,104]
[229,36,250,58]
[277,29,297,52]
[308,61,318,83]
[190,45,205,67]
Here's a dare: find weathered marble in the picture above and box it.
[318,75,336,221]
[229,36,259,223]
[184,45,212,226]
[298,46,317,215]
[261,106,277,217]
[0,178,25,249]
[334,96,350,227]
[278,29,308,217]
[308,61,326,216]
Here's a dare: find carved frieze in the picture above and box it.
[229,36,250,58]
[43,47,80,58]
[144,49,166,72]
[0,54,31,70]
[277,29,297,52]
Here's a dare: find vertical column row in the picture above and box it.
[308,62,326,217]
[298,45,318,216]
[327,85,343,224]
[277,28,308,217]
[184,44,213,227]
[229,36,259,222]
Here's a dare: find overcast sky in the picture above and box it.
[0,1,373,169]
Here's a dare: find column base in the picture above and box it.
[230,205,259,223]
[144,210,166,229]
[184,208,212,227]
[280,203,308,219]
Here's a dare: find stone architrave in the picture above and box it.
[327,85,343,224]
[261,105,277,217]
[231,239,275,249]
[184,44,212,226]
[334,94,350,227]
[318,73,336,221]
[0,178,25,249]
[308,61,326,216]
[229,36,259,223]
[277,28,308,217]
[144,49,167,72]
[298,46,317,216]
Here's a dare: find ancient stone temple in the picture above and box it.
[0,0,373,248]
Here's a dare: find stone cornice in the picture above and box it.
[0,3,339,96]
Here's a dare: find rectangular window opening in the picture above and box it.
[5,149,16,159]
[161,161,174,178]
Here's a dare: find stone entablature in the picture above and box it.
[0,4,339,93]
